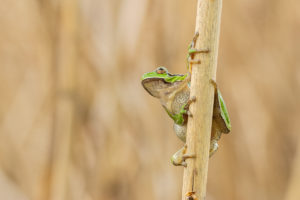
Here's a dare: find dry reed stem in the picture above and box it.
[284,142,300,200]
[182,0,223,199]
[49,1,78,200]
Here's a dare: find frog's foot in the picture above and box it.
[209,140,219,157]
[188,57,202,64]
[181,154,196,167]
[171,144,196,167]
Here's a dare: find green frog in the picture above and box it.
[141,34,231,167]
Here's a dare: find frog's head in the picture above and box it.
[141,67,186,98]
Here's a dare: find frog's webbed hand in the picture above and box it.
[184,79,218,117]
[171,144,196,167]
[184,96,196,117]
[187,31,210,73]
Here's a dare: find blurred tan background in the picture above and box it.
[0,0,300,200]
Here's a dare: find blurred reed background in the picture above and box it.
[0,0,300,200]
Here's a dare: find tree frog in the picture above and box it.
[141,33,231,167]
[141,67,231,166]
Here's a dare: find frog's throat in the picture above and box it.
[163,104,187,125]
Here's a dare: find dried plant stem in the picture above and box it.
[284,143,300,200]
[182,0,223,199]
[49,1,78,200]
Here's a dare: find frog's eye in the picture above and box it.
[156,67,167,74]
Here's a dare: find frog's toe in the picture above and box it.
[182,153,196,160]
[185,96,197,110]
[181,161,187,167]
[188,48,210,55]
[171,157,192,168]
[188,56,201,64]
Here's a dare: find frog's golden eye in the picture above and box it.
[156,67,166,74]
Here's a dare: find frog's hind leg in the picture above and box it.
[171,144,195,167]
[184,96,197,117]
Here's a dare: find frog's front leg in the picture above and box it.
[188,32,210,57]
[184,96,196,117]
[171,144,195,167]
[187,31,210,73]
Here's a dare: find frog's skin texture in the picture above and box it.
[141,67,231,166]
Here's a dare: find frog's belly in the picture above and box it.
[173,123,187,142]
